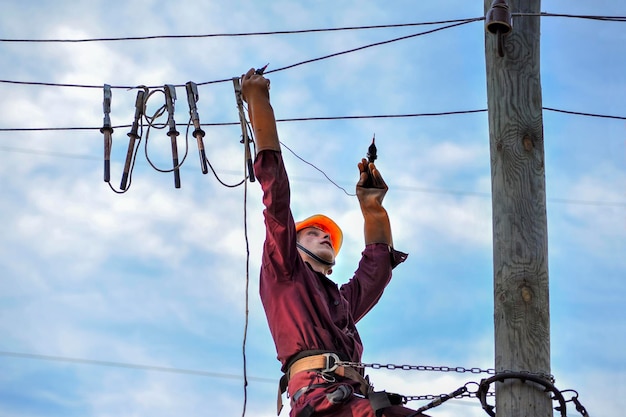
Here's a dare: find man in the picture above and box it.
[242,68,422,417]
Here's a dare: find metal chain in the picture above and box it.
[404,389,495,402]
[336,360,496,375]
[337,360,555,383]
[332,358,585,416]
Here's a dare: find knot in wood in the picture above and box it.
[520,285,533,303]
[522,134,534,151]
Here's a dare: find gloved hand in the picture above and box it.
[356,158,393,245]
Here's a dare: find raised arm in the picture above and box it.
[241,68,280,153]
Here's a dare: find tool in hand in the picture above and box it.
[255,63,269,75]
[362,134,377,188]
[367,134,377,164]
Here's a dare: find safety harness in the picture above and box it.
[277,351,404,417]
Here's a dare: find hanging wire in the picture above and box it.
[241,155,252,417]
[280,141,355,196]
[141,88,189,175]
[239,107,259,417]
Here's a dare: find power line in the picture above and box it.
[515,12,626,22]
[543,107,626,120]
[0,12,622,89]
[0,109,487,132]
[0,13,623,44]
[2,106,626,133]
[0,350,275,383]
[0,18,482,90]
[0,18,481,43]
[0,12,622,90]
[258,18,481,78]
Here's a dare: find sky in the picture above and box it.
[0,1,624,416]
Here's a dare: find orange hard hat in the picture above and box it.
[295,214,343,256]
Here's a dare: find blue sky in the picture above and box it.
[0,1,624,416]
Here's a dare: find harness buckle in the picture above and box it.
[320,352,340,374]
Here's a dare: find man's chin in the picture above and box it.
[317,252,335,264]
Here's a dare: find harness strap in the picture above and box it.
[276,351,405,415]
[368,391,392,417]
[276,352,371,415]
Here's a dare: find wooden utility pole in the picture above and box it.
[484,0,552,416]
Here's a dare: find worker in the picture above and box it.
[241,67,424,417]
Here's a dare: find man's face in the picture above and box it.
[297,226,336,264]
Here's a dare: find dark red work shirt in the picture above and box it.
[255,150,407,372]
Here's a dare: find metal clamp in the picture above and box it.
[101,84,113,183]
[164,84,181,188]
[232,76,255,182]
[120,88,146,190]
[185,81,208,174]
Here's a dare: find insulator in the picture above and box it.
[485,0,512,35]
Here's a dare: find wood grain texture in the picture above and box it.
[484,0,552,416]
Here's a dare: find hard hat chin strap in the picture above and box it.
[296,243,335,267]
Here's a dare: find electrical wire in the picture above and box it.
[258,18,482,77]
[0,350,275,383]
[513,12,626,22]
[0,13,622,44]
[241,150,251,417]
[0,18,483,43]
[3,106,626,133]
[106,130,142,194]
[238,109,260,417]
[0,18,482,90]
[142,90,190,175]
[543,107,626,120]
[0,12,622,90]
[281,141,355,197]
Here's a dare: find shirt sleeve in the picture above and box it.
[254,150,299,281]
[340,243,408,323]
